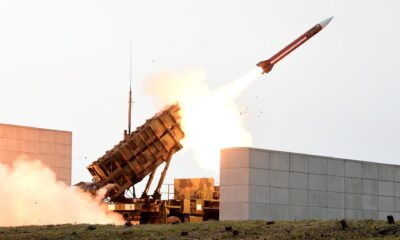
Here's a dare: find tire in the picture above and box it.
[166,216,181,224]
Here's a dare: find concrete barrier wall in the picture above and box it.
[220,147,400,221]
[0,123,72,185]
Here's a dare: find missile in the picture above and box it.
[257,17,333,74]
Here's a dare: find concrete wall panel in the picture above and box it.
[327,159,344,176]
[345,178,362,194]
[309,174,326,191]
[249,186,268,203]
[249,168,268,186]
[249,203,268,220]
[345,209,362,219]
[290,154,308,173]
[309,190,326,207]
[394,167,400,182]
[362,210,378,219]
[379,196,394,212]
[290,206,309,220]
[56,132,72,145]
[344,193,362,210]
[269,204,289,220]
[395,183,400,197]
[270,170,289,188]
[309,207,326,220]
[379,181,394,196]
[220,148,249,169]
[362,162,379,180]
[269,152,289,171]
[38,142,56,155]
[327,192,344,209]
[326,208,344,220]
[38,130,57,143]
[379,165,394,181]
[327,176,344,192]
[394,198,400,212]
[290,189,308,206]
[220,148,400,221]
[345,161,362,178]
[362,195,378,211]
[56,155,71,169]
[249,150,268,169]
[15,127,37,141]
[55,144,71,156]
[220,185,249,203]
[0,150,19,163]
[270,187,289,205]
[0,125,17,138]
[362,179,378,195]
[290,172,308,189]
[0,124,71,185]
[309,156,326,175]
[220,202,248,220]
[220,168,249,186]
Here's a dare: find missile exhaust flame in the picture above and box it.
[145,68,263,172]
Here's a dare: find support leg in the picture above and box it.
[141,168,157,199]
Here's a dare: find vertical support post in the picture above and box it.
[167,183,170,200]
[141,169,157,198]
[153,156,172,199]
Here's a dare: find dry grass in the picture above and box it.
[1,220,400,240]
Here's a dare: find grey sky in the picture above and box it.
[0,0,399,190]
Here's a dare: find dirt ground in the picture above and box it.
[2,220,400,240]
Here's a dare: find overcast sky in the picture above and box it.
[1,0,399,190]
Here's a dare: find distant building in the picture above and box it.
[220,147,400,221]
[0,123,72,185]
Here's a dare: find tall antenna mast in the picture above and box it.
[128,41,133,134]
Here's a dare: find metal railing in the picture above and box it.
[159,183,174,200]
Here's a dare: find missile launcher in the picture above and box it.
[84,104,184,201]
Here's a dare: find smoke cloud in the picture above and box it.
[144,68,262,172]
[0,158,123,226]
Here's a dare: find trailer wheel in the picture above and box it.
[166,216,181,224]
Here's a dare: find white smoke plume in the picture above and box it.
[0,158,123,226]
[144,68,262,172]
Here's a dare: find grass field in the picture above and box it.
[2,220,400,240]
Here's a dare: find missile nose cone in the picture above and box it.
[319,16,334,29]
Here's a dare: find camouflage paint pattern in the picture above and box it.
[174,178,217,200]
[82,104,184,200]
